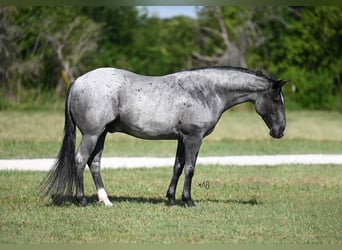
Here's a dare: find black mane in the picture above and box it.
[188,65,275,82]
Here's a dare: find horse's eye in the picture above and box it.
[274,97,281,104]
[274,93,284,105]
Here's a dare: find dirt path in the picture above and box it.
[1,154,342,171]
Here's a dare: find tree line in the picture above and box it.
[0,6,341,110]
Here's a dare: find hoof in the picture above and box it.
[98,189,113,207]
[79,199,87,207]
[167,198,177,207]
[183,199,196,207]
[182,194,196,207]
[77,197,87,207]
[102,199,114,207]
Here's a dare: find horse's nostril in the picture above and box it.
[270,127,285,139]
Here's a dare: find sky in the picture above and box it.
[142,6,198,19]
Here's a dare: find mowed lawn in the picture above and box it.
[0,109,342,243]
[1,109,342,158]
[0,165,341,243]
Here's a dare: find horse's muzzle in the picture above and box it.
[270,127,285,139]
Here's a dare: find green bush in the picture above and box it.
[283,67,338,110]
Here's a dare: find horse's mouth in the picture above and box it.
[270,127,285,139]
[262,115,285,139]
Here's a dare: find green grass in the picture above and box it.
[1,109,342,158]
[0,165,341,243]
[1,109,342,244]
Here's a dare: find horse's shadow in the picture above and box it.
[48,194,169,207]
[48,194,261,207]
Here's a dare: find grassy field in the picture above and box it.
[0,165,341,244]
[0,109,342,244]
[0,109,342,158]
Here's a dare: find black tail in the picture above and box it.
[41,83,76,200]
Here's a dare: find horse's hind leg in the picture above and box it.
[166,139,185,206]
[87,131,113,207]
[75,133,101,206]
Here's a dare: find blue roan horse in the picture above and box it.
[43,66,287,207]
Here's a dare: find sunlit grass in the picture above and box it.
[0,109,342,158]
[0,164,341,243]
[1,109,341,243]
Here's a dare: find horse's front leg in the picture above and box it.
[182,135,202,207]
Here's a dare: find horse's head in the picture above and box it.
[255,80,287,139]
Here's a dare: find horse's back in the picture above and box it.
[69,67,177,136]
[74,67,136,87]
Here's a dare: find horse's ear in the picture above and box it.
[277,79,289,87]
[272,79,289,90]
[272,80,288,97]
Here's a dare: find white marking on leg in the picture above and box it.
[98,188,113,207]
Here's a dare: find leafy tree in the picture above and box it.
[258,7,342,109]
[1,6,102,104]
[130,16,198,75]
[0,7,41,106]
[80,6,140,70]
[194,6,287,68]
[1,6,340,110]
[196,6,341,110]
[38,10,102,93]
[194,7,246,67]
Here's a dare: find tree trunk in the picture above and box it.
[193,6,246,67]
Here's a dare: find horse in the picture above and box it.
[42,66,287,207]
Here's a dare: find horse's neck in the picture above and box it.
[176,69,267,111]
[197,69,269,91]
[222,91,258,110]
[197,70,262,110]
